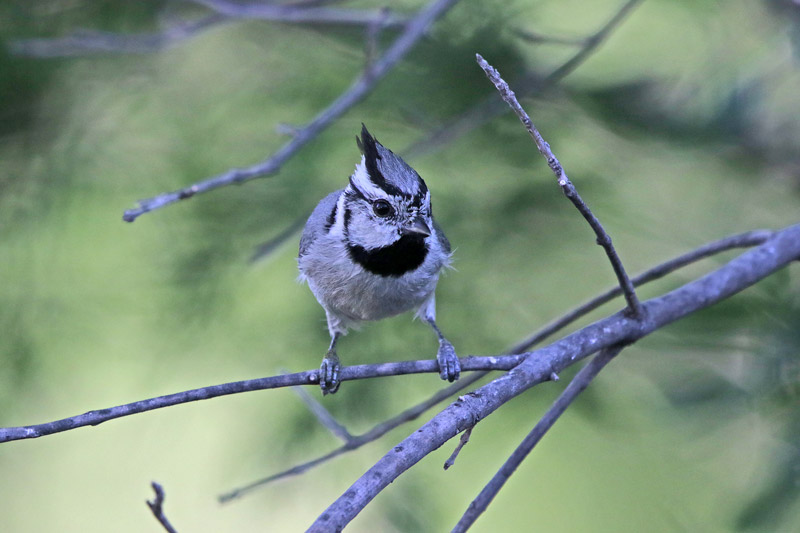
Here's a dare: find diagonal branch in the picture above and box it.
[292,385,355,443]
[541,0,643,84]
[509,229,773,353]
[477,53,643,318]
[511,28,589,46]
[121,0,462,222]
[307,222,800,531]
[218,371,488,503]
[452,344,624,532]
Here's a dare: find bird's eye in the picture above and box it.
[372,199,393,217]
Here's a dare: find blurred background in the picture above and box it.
[1,0,799,531]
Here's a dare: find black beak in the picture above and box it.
[402,216,431,237]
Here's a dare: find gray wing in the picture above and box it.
[299,189,343,258]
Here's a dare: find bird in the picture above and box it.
[298,124,460,395]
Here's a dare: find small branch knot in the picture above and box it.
[596,234,612,247]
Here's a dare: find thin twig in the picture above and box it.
[0,355,521,444]
[364,7,392,71]
[283,0,349,7]
[189,1,408,27]
[477,53,643,318]
[122,0,461,222]
[509,229,773,353]
[405,0,643,157]
[511,28,588,46]
[292,385,354,443]
[250,214,307,263]
[307,222,800,531]
[10,14,229,57]
[218,371,487,503]
[541,0,643,84]
[443,426,473,470]
[10,4,409,57]
[147,482,178,533]
[452,345,624,532]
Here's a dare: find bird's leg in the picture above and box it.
[417,294,461,383]
[319,332,341,395]
[426,318,460,382]
[419,295,460,382]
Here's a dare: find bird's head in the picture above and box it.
[342,125,433,251]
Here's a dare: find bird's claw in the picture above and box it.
[436,340,461,382]
[319,350,341,395]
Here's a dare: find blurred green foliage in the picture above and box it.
[1,0,799,531]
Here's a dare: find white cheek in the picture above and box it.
[354,219,398,249]
[330,194,348,238]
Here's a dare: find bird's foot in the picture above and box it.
[436,340,461,382]
[319,350,341,395]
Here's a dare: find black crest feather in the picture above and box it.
[356,124,406,197]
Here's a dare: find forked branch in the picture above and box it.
[453,344,624,531]
[307,222,800,532]
[147,482,178,533]
[221,228,774,503]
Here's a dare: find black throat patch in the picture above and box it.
[348,235,428,277]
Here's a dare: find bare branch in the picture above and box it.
[308,222,800,531]
[250,214,307,263]
[10,4,408,58]
[509,229,773,353]
[443,426,473,470]
[122,0,461,222]
[477,53,644,318]
[292,385,354,444]
[0,355,520,444]
[189,1,408,27]
[218,371,487,503]
[452,345,624,532]
[542,0,643,84]
[147,482,178,533]
[405,0,643,157]
[511,28,588,46]
[10,14,229,57]
[364,7,393,71]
